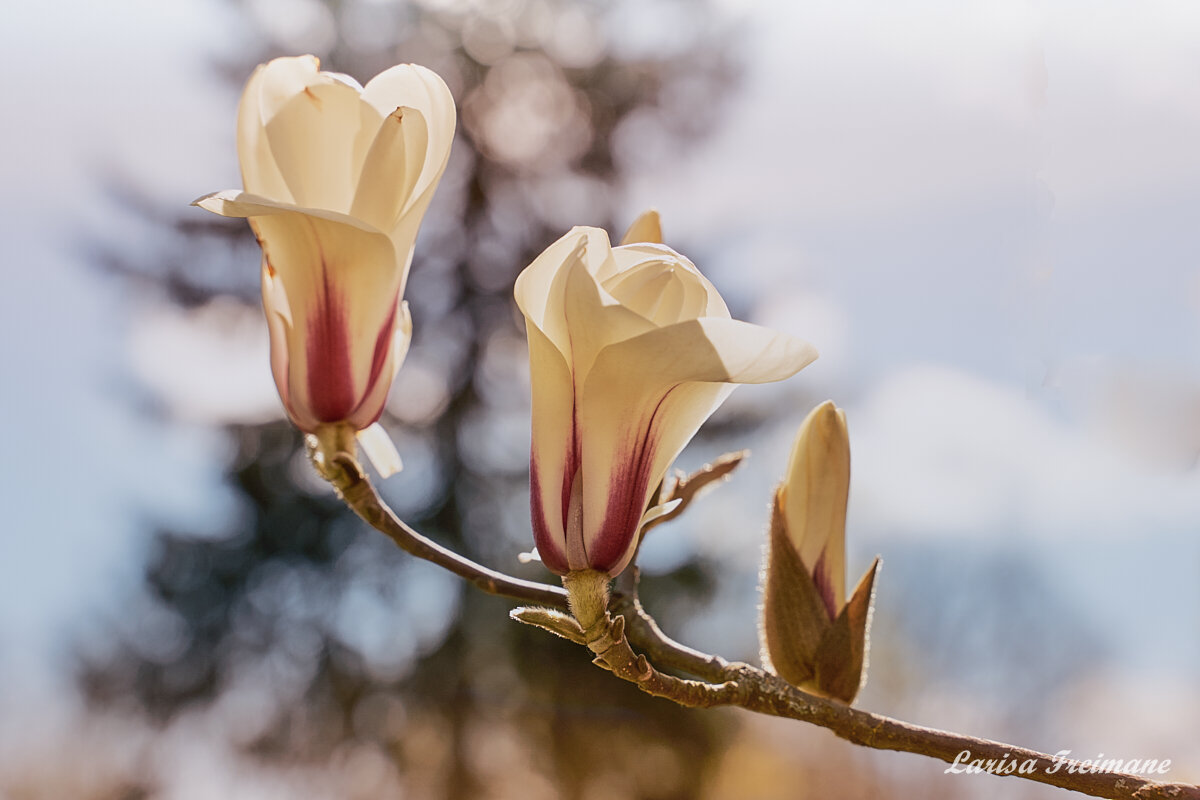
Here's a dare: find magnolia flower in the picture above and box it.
[194,55,455,475]
[760,401,879,704]
[515,213,818,578]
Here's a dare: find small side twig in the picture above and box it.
[643,450,748,535]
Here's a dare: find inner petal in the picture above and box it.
[602,261,683,326]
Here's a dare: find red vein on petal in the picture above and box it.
[350,296,399,426]
[530,457,568,574]
[587,385,674,574]
[306,266,357,423]
[811,548,839,621]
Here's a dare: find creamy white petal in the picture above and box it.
[255,55,323,126]
[360,64,456,213]
[344,299,410,430]
[252,56,385,200]
[259,249,297,421]
[237,63,293,202]
[619,209,662,246]
[589,317,817,389]
[247,209,401,429]
[783,401,849,607]
[263,77,369,211]
[392,300,413,369]
[609,244,729,319]
[573,319,816,568]
[357,422,403,478]
[638,497,681,530]
[600,257,710,327]
[514,227,611,359]
[526,322,576,575]
[351,106,424,231]
[561,246,657,381]
[575,373,730,574]
[192,190,389,235]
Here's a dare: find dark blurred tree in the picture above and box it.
[78,1,747,798]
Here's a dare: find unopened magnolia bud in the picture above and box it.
[760,401,880,704]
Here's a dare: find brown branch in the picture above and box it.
[578,610,740,707]
[320,451,569,610]
[608,573,1198,800]
[315,451,1197,800]
[707,663,1196,800]
[610,575,731,683]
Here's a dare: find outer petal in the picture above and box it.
[581,379,732,575]
[260,249,300,423]
[514,227,613,359]
[761,491,835,686]
[525,323,576,575]
[575,319,816,574]
[344,298,408,430]
[247,209,401,431]
[237,62,295,202]
[193,190,385,235]
[586,317,818,398]
[782,401,850,608]
[813,557,879,703]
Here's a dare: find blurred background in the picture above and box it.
[2,0,1199,798]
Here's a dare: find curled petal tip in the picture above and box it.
[620,209,663,245]
[192,190,235,213]
[638,497,683,532]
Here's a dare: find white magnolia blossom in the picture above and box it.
[515,213,818,576]
[195,55,455,475]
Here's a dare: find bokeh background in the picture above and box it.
[2,1,1199,798]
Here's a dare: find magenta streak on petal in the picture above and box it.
[811,548,838,621]
[563,397,584,565]
[559,313,586,569]
[586,387,674,574]
[350,297,399,426]
[530,456,569,574]
[305,267,358,423]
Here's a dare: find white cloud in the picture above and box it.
[850,363,1200,539]
[624,0,1200,233]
